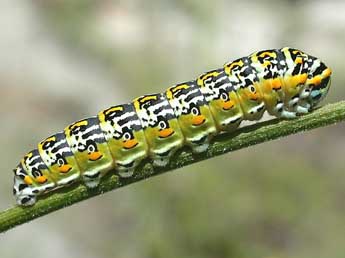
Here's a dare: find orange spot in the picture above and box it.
[299,74,308,84]
[59,164,72,173]
[24,176,33,185]
[271,79,282,90]
[158,128,174,138]
[310,75,322,85]
[122,139,138,149]
[36,176,47,184]
[315,76,322,85]
[250,92,259,101]
[192,115,206,126]
[88,152,103,161]
[222,100,234,110]
[291,74,307,87]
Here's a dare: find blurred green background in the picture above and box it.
[1,1,344,257]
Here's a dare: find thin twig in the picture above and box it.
[1,101,344,233]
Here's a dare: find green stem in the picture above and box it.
[1,101,345,233]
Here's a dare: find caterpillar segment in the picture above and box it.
[224,57,266,121]
[38,133,81,186]
[13,47,332,206]
[64,117,114,188]
[249,49,287,117]
[133,93,184,167]
[196,69,244,132]
[98,103,148,178]
[166,81,217,153]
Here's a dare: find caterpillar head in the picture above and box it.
[308,61,332,108]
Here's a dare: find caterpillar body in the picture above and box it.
[13,47,332,206]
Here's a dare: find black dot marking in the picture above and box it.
[21,197,31,205]
[257,105,265,112]
[121,160,135,168]
[157,150,171,157]
[85,172,101,179]
[18,184,28,191]
[32,189,39,194]
[230,117,241,124]
[191,135,208,145]
[13,188,17,195]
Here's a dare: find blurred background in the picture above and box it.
[0,0,344,257]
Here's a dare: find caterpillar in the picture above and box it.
[13,47,332,206]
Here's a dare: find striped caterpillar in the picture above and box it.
[13,47,332,206]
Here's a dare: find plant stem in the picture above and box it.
[1,101,344,233]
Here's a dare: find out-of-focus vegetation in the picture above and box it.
[0,1,344,258]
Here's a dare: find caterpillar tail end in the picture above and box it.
[16,194,37,206]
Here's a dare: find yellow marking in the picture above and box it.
[292,50,303,56]
[68,120,88,133]
[197,71,220,86]
[224,60,244,75]
[41,136,56,145]
[263,61,271,67]
[88,151,103,161]
[133,95,157,110]
[36,176,47,184]
[24,176,33,185]
[59,164,72,173]
[323,68,332,77]
[166,84,189,99]
[24,152,33,159]
[295,57,303,64]
[309,75,322,86]
[289,74,307,87]
[192,115,206,126]
[258,51,276,58]
[165,89,173,100]
[122,139,138,149]
[104,106,123,115]
[222,100,235,110]
[171,84,189,93]
[158,128,174,138]
[139,95,157,103]
[298,74,308,84]
[133,99,141,111]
